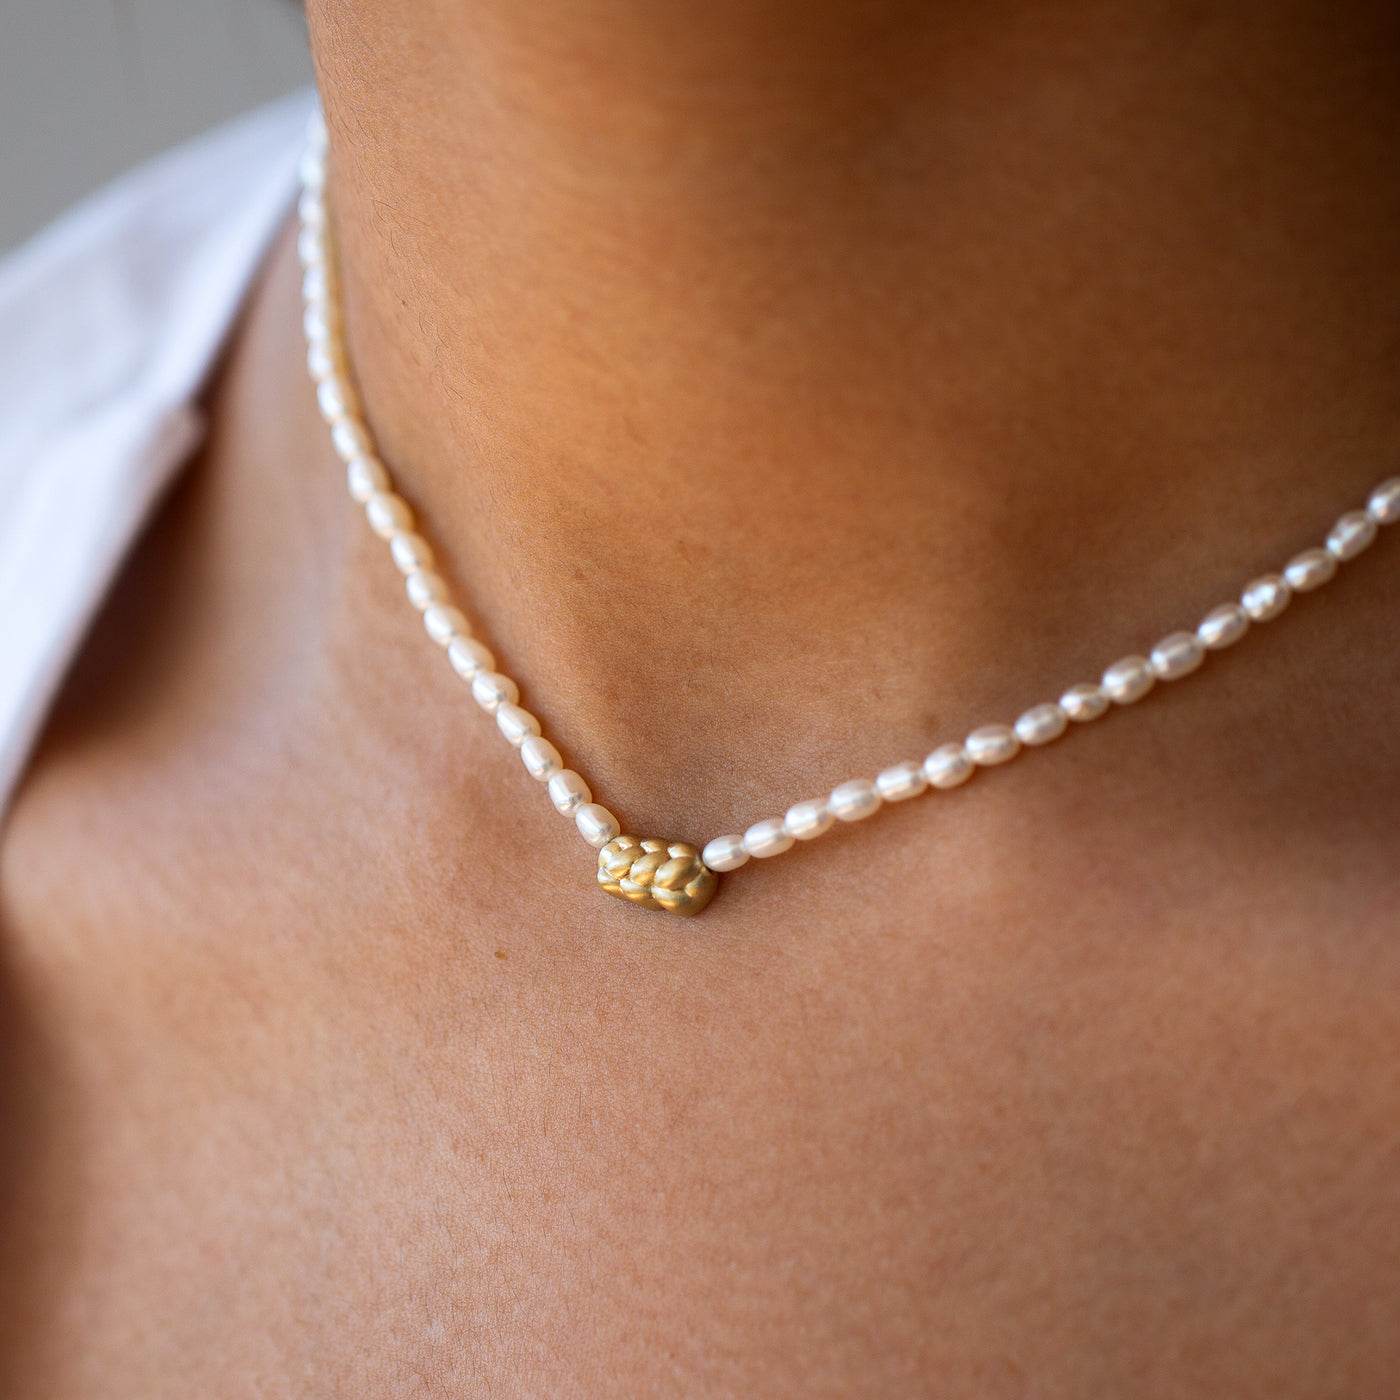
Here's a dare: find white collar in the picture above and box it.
[0,91,315,814]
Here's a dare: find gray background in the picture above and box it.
[1,0,312,254]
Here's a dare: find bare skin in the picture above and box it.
[3,2,1400,1394]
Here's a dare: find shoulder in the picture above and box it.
[0,90,316,813]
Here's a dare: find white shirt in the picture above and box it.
[0,91,315,814]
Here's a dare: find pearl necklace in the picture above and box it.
[297,114,1400,917]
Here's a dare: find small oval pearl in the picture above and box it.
[302,282,328,328]
[307,340,341,384]
[1014,703,1067,747]
[1150,630,1205,681]
[576,803,621,849]
[520,735,563,781]
[304,324,333,363]
[316,376,356,425]
[331,419,372,465]
[548,769,592,816]
[298,186,326,229]
[296,223,326,269]
[1283,546,1336,593]
[702,834,750,872]
[965,724,1020,765]
[301,262,328,303]
[365,491,413,539]
[924,743,974,788]
[1196,602,1249,650]
[1101,655,1155,705]
[744,818,795,858]
[876,761,928,802]
[1058,683,1109,723]
[471,671,519,714]
[346,456,389,503]
[496,703,542,748]
[302,305,333,350]
[1368,476,1400,525]
[422,604,468,647]
[829,778,882,821]
[297,186,325,231]
[389,531,436,575]
[1241,573,1291,621]
[1327,509,1377,561]
[405,569,450,611]
[298,146,326,192]
[448,636,495,679]
[784,798,835,840]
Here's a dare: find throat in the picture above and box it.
[297,0,1400,819]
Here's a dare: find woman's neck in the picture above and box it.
[304,0,1400,810]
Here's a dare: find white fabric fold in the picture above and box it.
[0,90,315,813]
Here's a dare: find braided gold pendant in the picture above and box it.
[597,837,719,916]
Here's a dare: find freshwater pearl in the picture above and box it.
[784,798,835,840]
[307,340,340,383]
[1150,631,1204,681]
[405,569,449,611]
[332,418,373,464]
[829,779,882,821]
[1369,477,1400,525]
[297,187,325,231]
[471,671,519,714]
[1058,683,1109,723]
[576,804,621,849]
[549,770,592,816]
[496,703,542,747]
[301,263,328,303]
[301,215,327,263]
[1327,510,1377,561]
[316,377,356,425]
[1014,704,1067,747]
[1283,547,1336,593]
[298,144,326,191]
[1101,655,1155,705]
[520,736,563,781]
[1197,603,1248,650]
[346,456,389,503]
[1241,574,1290,621]
[302,304,332,349]
[296,224,325,269]
[876,761,928,802]
[389,531,436,575]
[365,491,413,539]
[302,257,329,298]
[702,834,751,872]
[965,724,1020,765]
[924,743,974,788]
[422,604,468,647]
[744,818,795,857]
[448,636,495,680]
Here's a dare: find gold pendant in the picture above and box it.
[597,837,719,916]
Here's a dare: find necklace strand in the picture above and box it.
[297,114,1400,917]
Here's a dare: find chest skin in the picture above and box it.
[2,537,1400,1400]
[4,210,1400,1397]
